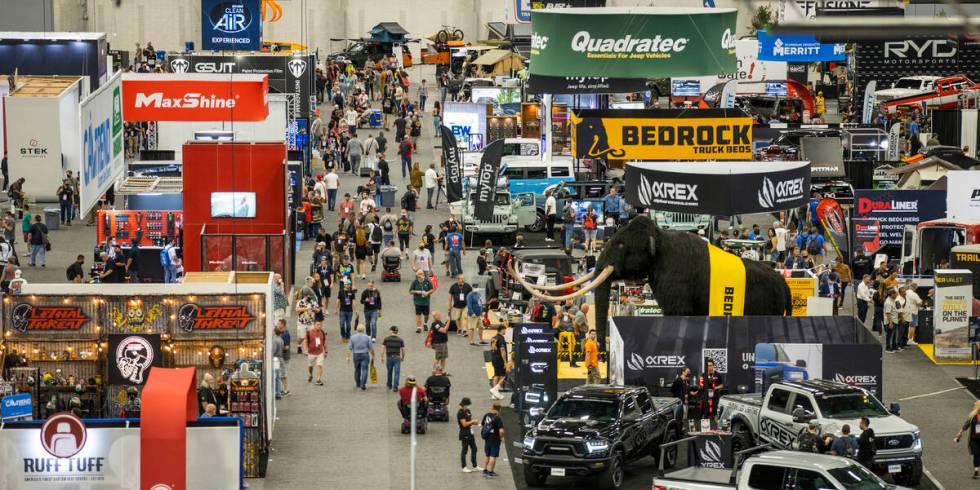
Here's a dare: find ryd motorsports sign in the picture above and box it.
[530,7,737,78]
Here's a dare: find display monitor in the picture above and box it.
[211,192,256,218]
[765,82,788,96]
[671,80,701,97]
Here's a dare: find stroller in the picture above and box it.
[398,398,428,434]
[382,254,401,282]
[426,384,450,422]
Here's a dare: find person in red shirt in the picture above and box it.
[399,377,427,405]
[302,322,327,386]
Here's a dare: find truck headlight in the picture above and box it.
[912,431,922,451]
[586,439,609,454]
[523,436,536,450]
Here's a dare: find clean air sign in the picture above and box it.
[529,8,737,78]
[202,0,262,51]
[79,72,124,219]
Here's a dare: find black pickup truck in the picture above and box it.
[522,385,682,489]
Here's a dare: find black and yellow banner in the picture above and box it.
[707,244,746,316]
[571,109,753,161]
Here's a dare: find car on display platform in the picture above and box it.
[873,75,942,105]
[652,449,911,490]
[717,380,923,486]
[462,138,541,175]
[455,188,536,242]
[755,129,843,162]
[881,74,978,113]
[484,247,577,303]
[522,385,682,489]
[651,210,710,232]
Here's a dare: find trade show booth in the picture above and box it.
[0,32,108,93]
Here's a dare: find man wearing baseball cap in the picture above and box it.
[381,326,405,391]
[457,397,482,473]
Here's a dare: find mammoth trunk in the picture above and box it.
[594,277,612,351]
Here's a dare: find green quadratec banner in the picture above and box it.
[530,7,737,78]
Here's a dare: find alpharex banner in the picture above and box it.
[612,316,728,389]
[79,72,125,218]
[933,270,973,362]
[202,0,262,51]
[529,7,737,78]
[571,109,753,160]
[757,31,846,62]
[122,73,269,122]
[626,160,810,215]
[853,190,947,248]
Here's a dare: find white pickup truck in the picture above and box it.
[717,380,923,486]
[653,450,910,490]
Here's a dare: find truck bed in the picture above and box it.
[656,467,735,489]
[651,397,681,415]
[721,394,763,406]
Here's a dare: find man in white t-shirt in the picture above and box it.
[412,242,433,273]
[544,189,557,242]
[314,176,327,200]
[774,220,788,261]
[345,107,357,127]
[903,283,923,346]
[424,164,439,209]
[324,169,340,211]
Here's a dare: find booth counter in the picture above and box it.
[1,279,276,478]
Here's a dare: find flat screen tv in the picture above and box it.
[211,192,256,218]
[671,80,701,97]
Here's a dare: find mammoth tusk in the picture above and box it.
[508,262,595,291]
[506,264,615,303]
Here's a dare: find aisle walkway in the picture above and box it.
[263,65,516,489]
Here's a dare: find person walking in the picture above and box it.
[348,131,363,175]
[465,286,485,346]
[410,269,434,334]
[445,225,465,277]
[448,273,472,335]
[301,321,327,386]
[418,79,428,111]
[856,274,873,325]
[360,280,382,341]
[883,288,900,353]
[28,214,47,268]
[954,400,980,479]
[347,325,374,390]
[489,326,507,400]
[396,210,413,257]
[324,168,340,211]
[271,324,286,398]
[412,241,433,275]
[544,189,557,242]
[429,310,449,373]
[398,137,414,178]
[277,319,291,395]
[294,290,317,350]
[335,282,357,341]
[424,164,438,209]
[584,329,600,384]
[457,397,482,473]
[481,403,505,479]
[57,179,74,226]
[381,326,405,391]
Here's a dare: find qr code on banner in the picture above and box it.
[702,348,728,374]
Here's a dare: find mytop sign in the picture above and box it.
[201,0,262,51]
[79,72,125,218]
[529,7,737,78]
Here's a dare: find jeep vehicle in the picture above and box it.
[717,380,923,486]
[651,210,710,232]
[456,189,536,241]
[484,248,577,302]
[653,449,910,490]
[522,385,682,489]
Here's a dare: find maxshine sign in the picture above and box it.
[79,72,124,218]
[529,7,737,78]
[121,73,269,122]
[202,0,262,51]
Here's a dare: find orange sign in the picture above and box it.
[121,74,269,122]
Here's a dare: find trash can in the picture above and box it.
[379,185,398,208]
[44,208,60,231]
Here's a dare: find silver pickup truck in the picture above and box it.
[717,380,923,486]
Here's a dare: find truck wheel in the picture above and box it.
[653,427,679,469]
[892,459,922,487]
[523,466,547,487]
[597,451,624,489]
[731,425,753,454]
[525,211,545,233]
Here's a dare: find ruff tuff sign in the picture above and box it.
[202,0,262,51]
[529,7,737,78]
[572,109,753,160]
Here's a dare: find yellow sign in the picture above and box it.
[784,277,816,317]
[707,244,746,316]
[572,111,754,161]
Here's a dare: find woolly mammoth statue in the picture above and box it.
[509,216,791,347]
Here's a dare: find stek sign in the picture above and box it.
[121,73,269,122]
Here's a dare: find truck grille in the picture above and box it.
[875,434,914,450]
[670,213,699,224]
[538,441,586,457]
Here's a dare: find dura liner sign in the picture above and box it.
[529,8,737,78]
[572,109,753,160]
[853,190,947,248]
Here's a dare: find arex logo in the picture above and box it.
[11,304,88,332]
[177,303,255,331]
[134,92,238,109]
[626,352,686,371]
[637,174,698,207]
[288,58,308,78]
[169,58,190,73]
[833,373,877,385]
[757,176,806,209]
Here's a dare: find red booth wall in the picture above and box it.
[182,142,287,273]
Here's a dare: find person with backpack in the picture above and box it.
[480,403,505,479]
[160,239,178,283]
[380,208,397,250]
[398,137,414,179]
[831,424,859,458]
[445,224,465,277]
[368,217,384,272]
[353,222,370,280]
[582,205,598,253]
[396,211,413,258]
[401,186,418,222]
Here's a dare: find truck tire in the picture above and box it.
[892,458,922,487]
[525,211,545,233]
[523,466,548,487]
[652,426,679,469]
[597,451,624,489]
[731,424,753,454]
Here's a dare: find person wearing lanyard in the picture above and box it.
[448,274,472,337]
[360,280,383,341]
[699,358,725,418]
[335,282,357,341]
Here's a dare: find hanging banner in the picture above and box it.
[79,72,125,219]
[441,126,464,203]
[626,160,810,215]
[816,198,849,259]
[853,190,947,248]
[474,139,505,221]
[107,334,164,386]
[757,31,846,62]
[571,109,753,160]
[514,0,608,23]
[121,73,269,122]
[946,170,980,219]
[933,270,973,362]
[201,0,263,51]
[852,218,882,255]
[526,75,649,95]
[719,80,737,109]
[861,81,876,125]
[529,7,737,78]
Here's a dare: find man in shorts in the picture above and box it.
[465,286,485,346]
[429,311,449,373]
[481,403,505,479]
[409,269,434,333]
[302,321,327,386]
[489,325,507,400]
[448,274,472,337]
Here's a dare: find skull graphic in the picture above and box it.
[115,336,154,384]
